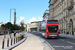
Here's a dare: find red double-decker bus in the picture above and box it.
[40,20,59,38]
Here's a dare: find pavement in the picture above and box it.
[59,33,75,39]
[13,32,44,50]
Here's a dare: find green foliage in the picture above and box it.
[20,21,24,27]
[1,24,5,28]
[20,22,25,31]
[5,22,12,30]
[1,22,12,30]
[11,24,19,30]
[1,22,25,31]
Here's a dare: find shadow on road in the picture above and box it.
[30,32,71,40]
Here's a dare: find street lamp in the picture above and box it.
[10,9,16,22]
[10,9,11,22]
[9,8,16,38]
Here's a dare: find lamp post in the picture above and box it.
[10,8,16,38]
[10,9,16,23]
[10,9,11,22]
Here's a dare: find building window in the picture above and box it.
[62,6,63,9]
[70,8,74,14]
[64,2,66,8]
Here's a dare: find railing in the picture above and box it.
[1,32,25,49]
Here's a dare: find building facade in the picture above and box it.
[43,10,50,20]
[0,22,8,34]
[49,0,75,35]
[26,23,30,32]
[0,27,8,34]
[26,21,42,32]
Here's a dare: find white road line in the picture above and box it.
[67,41,75,45]
[60,39,64,41]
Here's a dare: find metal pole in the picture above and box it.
[10,9,11,22]
[10,9,12,38]
[10,9,16,22]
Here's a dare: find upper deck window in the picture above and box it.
[48,20,58,23]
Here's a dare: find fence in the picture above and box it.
[1,33,24,49]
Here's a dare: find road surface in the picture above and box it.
[30,32,75,50]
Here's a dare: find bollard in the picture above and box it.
[10,35,11,38]
[17,37,18,42]
[19,36,20,41]
[20,35,21,40]
[20,35,22,40]
[21,35,22,39]
[18,36,19,42]
[16,37,17,43]
[11,38,12,45]
[14,37,15,44]
[7,38,9,47]
[21,35,22,40]
[22,35,23,39]
[2,39,4,49]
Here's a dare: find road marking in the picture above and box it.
[60,39,64,41]
[67,41,75,45]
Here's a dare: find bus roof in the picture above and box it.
[47,19,58,21]
[42,20,58,22]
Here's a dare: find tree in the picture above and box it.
[5,22,12,29]
[1,24,5,28]
[11,24,19,30]
[1,22,12,30]
[20,21,25,31]
[1,22,25,32]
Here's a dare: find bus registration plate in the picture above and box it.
[52,37,55,38]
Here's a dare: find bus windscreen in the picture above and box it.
[48,20,58,23]
[48,26,58,33]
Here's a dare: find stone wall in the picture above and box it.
[49,0,75,35]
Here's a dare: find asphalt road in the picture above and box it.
[30,32,75,50]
